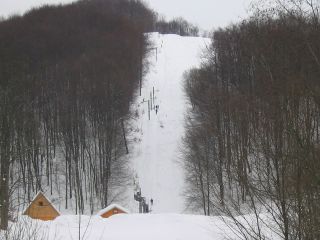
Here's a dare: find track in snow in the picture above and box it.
[128,33,210,213]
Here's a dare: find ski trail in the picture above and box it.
[128,33,210,213]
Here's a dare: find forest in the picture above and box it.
[182,1,320,239]
[0,0,201,231]
[0,0,157,230]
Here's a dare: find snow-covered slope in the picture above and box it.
[128,33,210,213]
[3,213,280,240]
[2,214,231,240]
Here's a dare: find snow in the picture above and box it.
[2,212,281,240]
[2,214,231,240]
[128,32,210,213]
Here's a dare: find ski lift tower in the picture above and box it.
[134,189,149,213]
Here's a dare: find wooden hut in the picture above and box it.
[98,204,129,218]
[23,192,60,221]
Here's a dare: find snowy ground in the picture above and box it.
[2,214,234,240]
[128,32,210,213]
[2,212,281,240]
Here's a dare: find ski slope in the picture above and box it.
[128,33,210,213]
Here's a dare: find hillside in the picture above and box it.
[1,0,319,239]
[1,33,227,240]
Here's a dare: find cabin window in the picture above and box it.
[38,201,44,206]
[114,209,118,213]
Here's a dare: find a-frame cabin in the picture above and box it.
[23,192,60,221]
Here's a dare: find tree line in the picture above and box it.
[155,16,199,37]
[0,0,155,230]
[183,1,320,239]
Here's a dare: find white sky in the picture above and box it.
[0,0,252,30]
[146,0,252,30]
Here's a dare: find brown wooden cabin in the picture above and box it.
[23,192,60,221]
[98,204,129,218]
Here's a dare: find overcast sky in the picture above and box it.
[0,0,252,30]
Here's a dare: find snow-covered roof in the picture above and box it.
[97,203,130,216]
[23,191,60,215]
